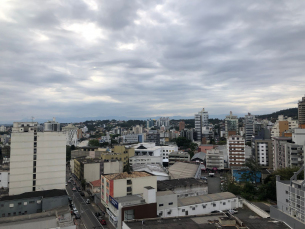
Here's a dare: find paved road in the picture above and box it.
[201,172,221,194]
[66,170,106,229]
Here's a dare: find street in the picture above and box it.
[66,167,108,229]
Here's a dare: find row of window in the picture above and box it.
[2,211,27,217]
[0,201,37,208]
[159,202,173,207]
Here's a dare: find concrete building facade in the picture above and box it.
[225,112,238,138]
[9,122,66,195]
[206,149,224,170]
[62,124,78,146]
[298,95,305,126]
[227,135,245,168]
[245,113,255,143]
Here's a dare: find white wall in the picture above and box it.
[104,161,123,174]
[0,171,9,188]
[84,163,100,182]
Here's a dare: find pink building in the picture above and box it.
[198,144,214,153]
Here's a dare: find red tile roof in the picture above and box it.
[90,179,101,187]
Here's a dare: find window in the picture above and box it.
[24,211,27,214]
[124,209,134,221]
[33,180,36,186]
[213,204,216,207]
[127,187,132,192]
[18,202,21,205]
[33,167,36,173]
[19,212,21,215]
[33,155,37,160]
[9,204,14,208]
[8,213,11,216]
[33,174,36,179]
[2,213,4,217]
[223,202,226,205]
[169,202,173,205]
[33,161,36,167]
[286,199,289,203]
[29,201,35,204]
[182,209,185,212]
[159,204,164,207]
[202,205,206,208]
[13,212,16,216]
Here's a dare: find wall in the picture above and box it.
[156,193,178,212]
[0,171,9,188]
[104,161,123,174]
[276,181,290,215]
[270,205,305,229]
[84,163,100,182]
[42,195,68,211]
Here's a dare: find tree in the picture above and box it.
[66,145,71,162]
[81,178,87,189]
[88,139,99,146]
[175,137,191,148]
[188,142,198,159]
[242,158,262,185]
[124,160,132,173]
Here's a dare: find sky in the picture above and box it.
[1,0,305,123]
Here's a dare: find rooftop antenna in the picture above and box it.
[31,116,35,123]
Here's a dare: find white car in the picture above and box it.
[228,209,238,214]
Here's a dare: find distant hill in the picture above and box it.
[257,108,298,120]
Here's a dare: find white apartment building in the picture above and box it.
[43,118,60,132]
[271,115,298,138]
[9,122,66,195]
[129,156,162,166]
[0,125,6,132]
[62,124,78,146]
[0,170,9,188]
[198,108,209,127]
[206,149,224,170]
[227,135,245,168]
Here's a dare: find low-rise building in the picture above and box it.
[74,158,123,182]
[168,151,190,166]
[0,189,68,218]
[156,192,242,218]
[157,178,208,198]
[206,149,224,170]
[108,187,157,229]
[101,172,157,208]
[168,162,201,179]
[129,156,162,166]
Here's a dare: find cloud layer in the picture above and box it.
[1,0,305,122]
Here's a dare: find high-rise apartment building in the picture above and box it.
[271,115,298,138]
[225,112,238,138]
[298,95,305,126]
[194,114,202,141]
[253,139,273,168]
[62,123,78,146]
[156,117,170,127]
[9,122,66,195]
[147,119,154,128]
[227,135,245,168]
[132,125,143,134]
[245,113,255,143]
[198,108,209,128]
[179,121,185,131]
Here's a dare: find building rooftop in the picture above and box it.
[157,178,206,191]
[191,152,206,161]
[168,162,200,179]
[177,192,236,207]
[124,215,227,229]
[114,194,143,203]
[156,190,175,196]
[75,158,103,164]
[103,171,152,180]
[90,179,101,187]
[0,189,67,201]
[132,164,167,174]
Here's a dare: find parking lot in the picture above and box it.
[201,172,221,194]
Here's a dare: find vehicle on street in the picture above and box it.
[75,213,81,219]
[211,210,223,213]
[86,199,90,204]
[201,176,207,180]
[68,180,71,183]
[77,187,81,192]
[209,173,215,177]
[80,191,85,196]
[95,212,101,217]
[227,209,238,214]
[72,187,76,191]
[100,219,107,225]
[68,197,72,202]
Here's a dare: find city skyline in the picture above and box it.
[1,1,305,122]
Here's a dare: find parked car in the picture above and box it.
[80,191,85,196]
[68,180,71,183]
[228,209,238,214]
[100,219,107,225]
[211,210,223,213]
[72,187,76,191]
[95,212,101,217]
[68,197,72,202]
[75,213,81,219]
[201,176,207,180]
[77,187,81,192]
[209,173,215,177]
[86,199,90,204]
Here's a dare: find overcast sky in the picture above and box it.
[1,0,305,122]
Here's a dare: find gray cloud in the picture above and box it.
[0,0,305,123]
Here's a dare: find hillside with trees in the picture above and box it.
[257,108,298,120]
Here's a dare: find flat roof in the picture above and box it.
[114,195,143,203]
[76,158,103,164]
[157,178,207,191]
[124,215,225,229]
[177,192,236,207]
[156,190,175,196]
[0,189,67,201]
[103,171,153,180]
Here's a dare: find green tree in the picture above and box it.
[81,178,87,189]
[241,158,262,185]
[188,142,198,159]
[124,160,132,173]
[175,137,191,148]
[241,182,257,200]
[66,145,71,162]
[88,139,99,146]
